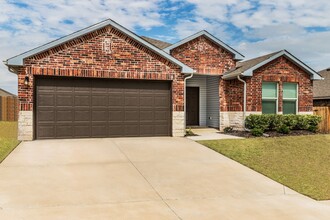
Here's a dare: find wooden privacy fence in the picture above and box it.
[0,96,18,121]
[313,107,330,133]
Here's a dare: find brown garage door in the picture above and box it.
[36,77,171,139]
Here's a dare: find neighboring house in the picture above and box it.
[313,68,330,106]
[4,19,322,140]
[0,88,18,121]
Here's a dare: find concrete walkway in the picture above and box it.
[0,137,329,219]
[187,128,243,140]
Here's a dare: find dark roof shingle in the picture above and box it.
[140,36,172,49]
[313,68,330,99]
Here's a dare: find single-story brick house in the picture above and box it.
[313,68,330,106]
[4,19,322,140]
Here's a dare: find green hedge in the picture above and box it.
[245,114,321,133]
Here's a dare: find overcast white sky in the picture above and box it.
[1,0,330,94]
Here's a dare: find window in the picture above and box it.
[262,82,278,114]
[283,83,297,114]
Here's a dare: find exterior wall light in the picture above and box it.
[24,75,29,86]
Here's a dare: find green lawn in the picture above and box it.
[0,122,20,163]
[198,135,330,200]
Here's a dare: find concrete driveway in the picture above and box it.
[0,137,329,219]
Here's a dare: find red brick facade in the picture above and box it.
[16,23,314,134]
[19,26,185,112]
[220,56,314,113]
[170,36,236,75]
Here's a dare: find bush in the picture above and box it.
[277,124,290,134]
[245,114,322,134]
[308,125,318,133]
[223,127,233,133]
[251,128,264,137]
[245,114,270,131]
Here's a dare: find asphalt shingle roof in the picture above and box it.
[140,36,172,49]
[313,68,330,99]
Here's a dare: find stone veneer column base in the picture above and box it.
[172,111,185,137]
[220,111,262,131]
[18,111,33,141]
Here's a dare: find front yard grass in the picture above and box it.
[198,135,330,200]
[0,122,20,163]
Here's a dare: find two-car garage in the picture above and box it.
[35,77,172,139]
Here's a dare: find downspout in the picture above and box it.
[237,75,248,130]
[184,72,194,132]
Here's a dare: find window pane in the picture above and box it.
[262,100,276,114]
[262,82,277,98]
[283,100,296,114]
[283,83,297,99]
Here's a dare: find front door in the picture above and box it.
[186,87,199,126]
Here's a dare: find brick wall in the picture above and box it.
[221,56,313,113]
[18,25,185,112]
[170,36,236,75]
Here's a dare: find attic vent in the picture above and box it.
[102,39,111,54]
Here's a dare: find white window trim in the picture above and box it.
[282,83,298,114]
[262,82,278,114]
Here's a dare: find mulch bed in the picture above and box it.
[223,130,318,138]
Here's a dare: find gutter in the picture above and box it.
[3,60,18,74]
[184,72,194,131]
[237,75,248,130]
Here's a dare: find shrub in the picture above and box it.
[251,128,264,137]
[277,124,290,134]
[245,114,322,134]
[308,125,319,133]
[245,114,270,131]
[223,127,233,133]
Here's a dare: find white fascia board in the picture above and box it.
[6,19,194,74]
[164,30,244,60]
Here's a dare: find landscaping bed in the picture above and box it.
[224,129,318,138]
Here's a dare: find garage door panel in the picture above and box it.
[56,110,74,122]
[140,125,154,136]
[36,77,171,139]
[125,125,139,136]
[56,125,73,138]
[125,96,139,106]
[92,95,108,106]
[140,111,153,121]
[155,125,169,136]
[92,124,108,137]
[74,125,91,137]
[154,111,168,120]
[109,110,124,122]
[56,94,73,107]
[140,96,154,107]
[75,95,90,107]
[92,109,108,121]
[125,110,139,121]
[37,125,55,138]
[109,96,124,106]
[74,110,90,122]
[37,109,55,122]
[38,94,55,107]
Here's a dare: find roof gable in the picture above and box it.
[164,30,244,60]
[5,19,193,74]
[223,50,322,80]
